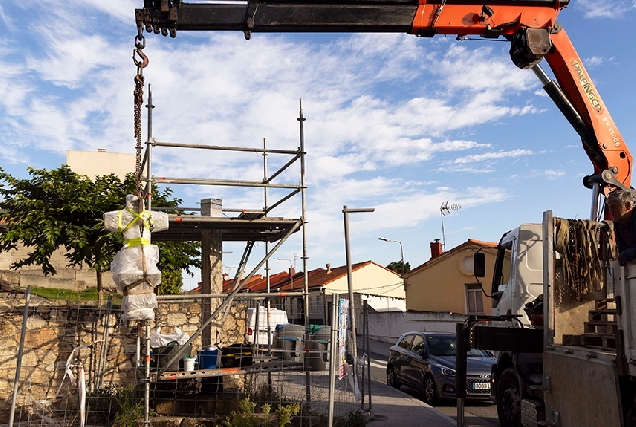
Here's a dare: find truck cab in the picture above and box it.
[491,223,544,325]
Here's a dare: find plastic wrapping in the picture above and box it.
[104,195,169,322]
[111,245,161,293]
[103,210,169,235]
[149,327,190,348]
[121,294,157,321]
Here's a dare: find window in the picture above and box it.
[411,335,425,353]
[427,335,456,356]
[398,334,414,350]
[466,284,484,315]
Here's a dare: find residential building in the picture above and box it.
[66,149,135,180]
[404,239,501,315]
[221,261,405,326]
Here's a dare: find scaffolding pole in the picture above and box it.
[8,286,31,427]
[157,292,305,301]
[298,99,312,424]
[153,140,299,155]
[264,137,273,391]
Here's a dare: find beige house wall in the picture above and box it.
[405,245,498,314]
[66,150,136,180]
[322,263,404,299]
[0,243,116,291]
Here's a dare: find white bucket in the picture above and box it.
[184,357,196,372]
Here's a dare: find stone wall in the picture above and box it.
[0,292,248,424]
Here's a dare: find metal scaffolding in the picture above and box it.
[137,84,315,421]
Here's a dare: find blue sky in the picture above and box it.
[1,1,635,287]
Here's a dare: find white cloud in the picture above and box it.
[577,0,636,18]
[584,56,612,67]
[545,169,566,179]
[453,149,535,164]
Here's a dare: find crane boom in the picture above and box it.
[135,0,631,192]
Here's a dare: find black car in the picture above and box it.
[387,331,495,405]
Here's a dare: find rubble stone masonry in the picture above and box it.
[0,291,247,423]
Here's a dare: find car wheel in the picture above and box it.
[496,368,521,427]
[423,375,437,405]
[387,366,400,388]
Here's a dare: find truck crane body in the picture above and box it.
[135,1,634,425]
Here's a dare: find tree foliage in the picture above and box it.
[387,260,411,275]
[0,166,200,296]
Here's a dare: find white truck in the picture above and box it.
[490,223,544,325]
[472,211,636,427]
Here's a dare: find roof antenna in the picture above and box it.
[440,201,461,250]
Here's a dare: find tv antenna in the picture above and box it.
[440,201,461,250]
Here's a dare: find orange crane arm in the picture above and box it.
[545,29,631,188]
[136,0,631,190]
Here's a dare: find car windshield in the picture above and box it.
[427,336,456,356]
[426,336,491,357]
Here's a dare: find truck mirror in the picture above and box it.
[474,252,486,277]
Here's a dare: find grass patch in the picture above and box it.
[23,287,122,303]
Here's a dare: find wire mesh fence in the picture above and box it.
[0,289,364,426]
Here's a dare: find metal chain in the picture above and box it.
[430,0,447,28]
[133,28,149,194]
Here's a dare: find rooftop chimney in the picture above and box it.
[326,263,332,274]
[288,267,295,276]
[430,239,443,259]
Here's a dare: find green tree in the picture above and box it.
[387,260,410,276]
[0,166,200,303]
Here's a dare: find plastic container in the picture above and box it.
[304,340,326,371]
[184,356,196,372]
[198,349,219,369]
[151,341,191,371]
[312,325,331,362]
[275,324,305,362]
[220,344,253,368]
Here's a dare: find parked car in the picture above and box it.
[386,331,495,405]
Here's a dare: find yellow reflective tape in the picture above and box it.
[124,237,150,248]
[117,208,153,234]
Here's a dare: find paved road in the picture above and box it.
[367,355,499,426]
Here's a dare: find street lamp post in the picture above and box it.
[378,237,405,276]
[343,205,375,385]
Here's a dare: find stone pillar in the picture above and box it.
[201,198,223,347]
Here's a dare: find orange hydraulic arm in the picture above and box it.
[545,30,631,189]
[135,0,632,190]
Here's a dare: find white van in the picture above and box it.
[247,306,288,346]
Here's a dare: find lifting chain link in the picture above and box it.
[133,28,149,195]
[430,0,446,28]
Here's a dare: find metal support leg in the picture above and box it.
[328,294,339,427]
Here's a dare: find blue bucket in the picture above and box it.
[197,349,219,369]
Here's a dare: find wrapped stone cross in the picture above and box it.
[104,194,168,321]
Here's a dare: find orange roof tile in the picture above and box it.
[215,260,399,294]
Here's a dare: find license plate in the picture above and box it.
[473,382,490,390]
